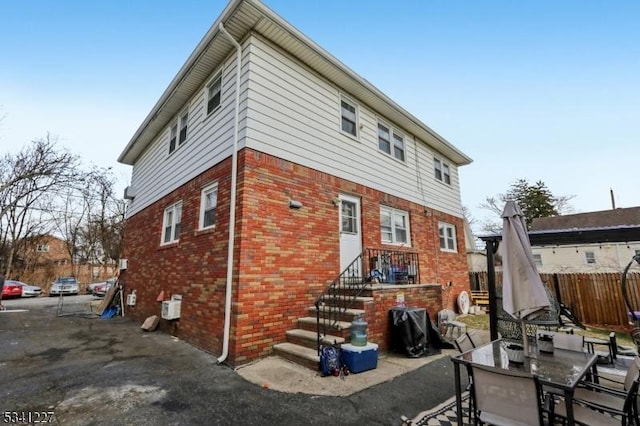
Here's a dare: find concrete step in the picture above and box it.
[318,295,374,304]
[298,316,352,333]
[286,328,345,349]
[273,342,319,371]
[309,305,365,323]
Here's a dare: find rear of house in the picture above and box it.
[118,0,472,366]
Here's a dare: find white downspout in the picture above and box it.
[217,22,241,364]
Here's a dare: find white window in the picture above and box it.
[378,122,405,162]
[36,244,49,252]
[533,254,542,267]
[207,73,222,115]
[169,123,178,154]
[378,123,391,154]
[393,133,405,161]
[179,110,189,145]
[162,202,183,244]
[434,158,451,184]
[585,251,596,264]
[340,97,358,137]
[199,183,218,230]
[439,222,457,252]
[380,206,410,245]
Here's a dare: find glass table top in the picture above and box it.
[455,340,597,389]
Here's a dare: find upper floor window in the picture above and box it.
[533,253,542,267]
[340,97,358,137]
[199,183,218,230]
[162,202,183,245]
[378,123,390,154]
[434,158,451,184]
[439,222,457,252]
[585,251,596,264]
[36,244,49,252]
[378,122,405,162]
[207,73,222,115]
[169,123,178,154]
[380,206,410,245]
[179,110,189,145]
[393,133,405,161]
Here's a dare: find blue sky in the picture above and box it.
[1,0,638,231]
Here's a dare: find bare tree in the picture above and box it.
[76,168,126,278]
[0,136,81,276]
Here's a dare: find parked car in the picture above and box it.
[93,280,116,297]
[49,277,80,296]
[2,281,23,299]
[6,280,42,297]
[86,277,117,295]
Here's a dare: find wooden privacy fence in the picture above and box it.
[469,271,640,328]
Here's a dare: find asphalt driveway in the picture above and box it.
[0,297,458,425]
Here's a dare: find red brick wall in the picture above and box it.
[122,148,469,366]
[366,285,443,351]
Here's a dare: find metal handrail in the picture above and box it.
[314,248,419,354]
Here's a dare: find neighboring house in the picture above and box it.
[117,0,472,367]
[530,207,640,273]
[15,234,116,288]
[465,219,486,273]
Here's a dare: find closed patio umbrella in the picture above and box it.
[501,201,551,355]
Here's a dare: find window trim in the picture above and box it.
[380,206,411,246]
[206,72,223,116]
[340,96,359,139]
[434,157,451,185]
[169,122,178,154]
[161,201,183,245]
[377,120,406,163]
[438,222,457,252]
[392,131,405,162]
[532,253,542,267]
[585,251,596,264]
[178,109,189,146]
[199,182,218,230]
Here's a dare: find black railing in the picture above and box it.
[315,248,419,354]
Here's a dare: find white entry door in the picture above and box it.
[339,193,362,272]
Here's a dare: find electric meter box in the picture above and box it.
[162,300,181,320]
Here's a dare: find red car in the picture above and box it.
[2,281,23,299]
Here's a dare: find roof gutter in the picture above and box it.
[216,22,242,364]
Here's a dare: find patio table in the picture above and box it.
[451,339,598,426]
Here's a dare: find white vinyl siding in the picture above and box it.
[199,183,218,230]
[439,222,457,252]
[127,35,463,220]
[380,206,410,245]
[126,51,241,217]
[242,36,463,218]
[162,202,182,244]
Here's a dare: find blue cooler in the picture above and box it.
[341,342,378,373]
